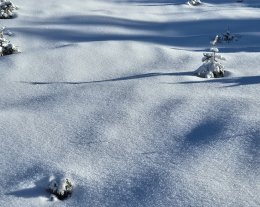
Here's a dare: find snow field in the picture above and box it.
[0,0,259,206]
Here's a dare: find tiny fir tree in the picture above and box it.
[48,178,73,200]
[222,29,236,43]
[188,0,202,6]
[0,27,19,56]
[211,29,238,45]
[0,0,18,19]
[195,47,226,78]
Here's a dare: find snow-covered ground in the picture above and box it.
[0,0,259,206]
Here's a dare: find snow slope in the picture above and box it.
[0,0,259,206]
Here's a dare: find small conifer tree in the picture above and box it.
[195,47,226,78]
[48,178,73,200]
[222,29,235,43]
[0,0,18,19]
[0,27,19,56]
[188,0,202,6]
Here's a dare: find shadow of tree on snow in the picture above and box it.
[175,75,260,87]
[6,177,50,199]
[12,16,260,52]
[20,71,192,85]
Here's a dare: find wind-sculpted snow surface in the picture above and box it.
[0,0,259,206]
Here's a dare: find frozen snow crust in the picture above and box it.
[0,0,259,206]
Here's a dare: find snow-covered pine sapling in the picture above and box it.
[187,0,202,6]
[0,0,18,19]
[0,27,19,56]
[211,29,239,46]
[195,47,226,78]
[48,178,73,200]
[222,29,237,43]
